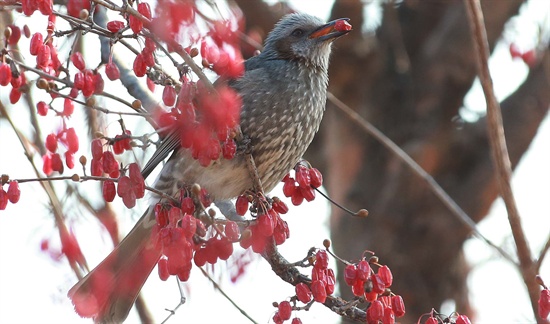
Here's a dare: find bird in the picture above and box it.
[68,12,351,323]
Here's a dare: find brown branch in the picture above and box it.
[262,241,367,322]
[464,0,539,320]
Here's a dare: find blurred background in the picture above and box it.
[0,0,549,323]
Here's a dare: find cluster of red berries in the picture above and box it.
[0,60,26,104]
[282,165,323,206]
[0,181,21,210]
[152,193,240,282]
[272,300,302,324]
[91,138,145,208]
[156,82,241,167]
[71,66,105,98]
[43,127,79,175]
[237,198,290,253]
[343,257,405,323]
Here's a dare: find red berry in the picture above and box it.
[129,162,145,199]
[193,248,207,266]
[65,127,79,153]
[102,180,116,202]
[371,274,385,294]
[391,295,405,318]
[94,73,104,94]
[158,258,170,281]
[30,33,43,56]
[295,166,310,188]
[311,280,327,303]
[344,264,358,286]
[325,268,336,295]
[162,85,177,106]
[117,176,136,208]
[278,301,292,321]
[9,88,21,104]
[102,151,117,174]
[63,98,75,116]
[334,19,352,32]
[540,289,550,319]
[300,186,315,202]
[90,158,103,176]
[0,63,12,86]
[129,15,143,34]
[181,196,195,214]
[91,138,103,159]
[133,53,147,77]
[235,195,248,216]
[42,154,53,175]
[65,152,75,169]
[137,2,152,19]
[257,213,274,237]
[224,221,239,241]
[144,38,156,52]
[456,315,472,324]
[142,50,155,67]
[272,200,289,214]
[314,250,329,270]
[106,20,125,33]
[105,62,120,80]
[295,283,312,303]
[366,300,384,324]
[309,168,323,188]
[291,318,302,324]
[71,52,86,71]
[45,133,57,153]
[37,44,51,67]
[7,181,21,204]
[351,280,364,297]
[74,72,85,90]
[383,306,395,324]
[0,189,8,210]
[51,153,64,173]
[290,190,304,206]
[37,101,49,116]
[426,317,438,324]
[222,138,236,160]
[282,177,296,197]
[378,265,393,287]
[181,214,196,238]
[356,260,371,281]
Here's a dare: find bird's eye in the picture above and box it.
[291,28,304,37]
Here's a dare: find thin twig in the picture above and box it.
[199,267,259,324]
[327,92,516,263]
[464,0,539,320]
[160,278,187,324]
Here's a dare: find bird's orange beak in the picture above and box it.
[309,18,352,41]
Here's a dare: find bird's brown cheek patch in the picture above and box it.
[275,38,294,60]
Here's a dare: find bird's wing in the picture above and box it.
[141,130,180,179]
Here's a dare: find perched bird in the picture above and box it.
[69,13,351,323]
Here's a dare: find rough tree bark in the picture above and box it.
[235,0,549,321]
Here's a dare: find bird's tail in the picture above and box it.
[68,208,161,323]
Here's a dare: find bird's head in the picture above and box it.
[262,13,352,69]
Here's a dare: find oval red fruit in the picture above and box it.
[278,301,292,321]
[311,280,327,303]
[102,180,116,202]
[45,133,58,153]
[71,52,86,71]
[295,283,312,304]
[7,181,21,204]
